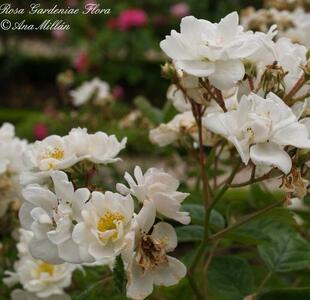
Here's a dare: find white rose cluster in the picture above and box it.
[153,10,310,176]
[241,7,310,48]
[17,127,189,299]
[0,123,28,217]
[69,77,112,107]
[4,229,75,300]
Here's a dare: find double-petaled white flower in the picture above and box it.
[160,12,260,90]
[0,123,28,175]
[64,128,127,165]
[203,92,310,174]
[246,35,307,96]
[0,123,28,216]
[4,229,75,300]
[72,191,134,262]
[150,85,239,147]
[23,128,126,173]
[149,111,197,147]
[70,77,112,107]
[117,166,190,224]
[19,171,91,264]
[122,203,186,300]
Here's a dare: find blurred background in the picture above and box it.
[0,0,262,145]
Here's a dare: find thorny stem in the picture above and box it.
[209,199,285,241]
[284,74,305,102]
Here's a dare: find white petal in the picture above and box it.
[175,60,215,77]
[29,238,63,264]
[135,201,156,234]
[58,239,82,264]
[19,202,35,230]
[126,261,154,300]
[272,122,310,148]
[152,222,178,252]
[208,60,245,90]
[250,143,292,174]
[152,256,187,286]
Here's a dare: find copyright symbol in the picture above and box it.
[1,19,11,30]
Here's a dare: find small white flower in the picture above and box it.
[244,32,307,97]
[72,191,134,262]
[167,84,191,113]
[0,123,28,175]
[117,166,190,224]
[23,128,127,176]
[203,92,310,174]
[0,122,15,141]
[70,77,111,107]
[160,12,260,89]
[149,111,196,147]
[24,135,79,172]
[19,171,91,264]
[122,206,186,300]
[4,229,75,299]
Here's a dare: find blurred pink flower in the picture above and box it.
[51,29,67,42]
[33,123,48,141]
[170,2,190,18]
[74,52,89,73]
[118,9,148,31]
[112,85,124,99]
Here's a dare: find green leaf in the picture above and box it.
[162,100,178,123]
[176,225,204,242]
[210,210,225,229]
[75,281,103,300]
[182,204,225,229]
[258,288,310,300]
[134,96,163,125]
[258,233,310,272]
[208,256,255,300]
[113,255,126,294]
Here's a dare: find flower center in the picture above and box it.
[136,234,168,272]
[35,262,55,277]
[42,147,65,160]
[97,211,124,242]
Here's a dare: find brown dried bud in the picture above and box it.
[244,60,257,78]
[261,61,288,96]
[281,168,309,200]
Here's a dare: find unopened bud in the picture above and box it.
[161,62,177,81]
[57,70,74,87]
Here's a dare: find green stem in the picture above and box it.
[209,200,284,241]
[189,162,241,299]
[255,271,272,295]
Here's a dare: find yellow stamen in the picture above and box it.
[42,147,65,160]
[97,211,124,242]
[35,262,55,277]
